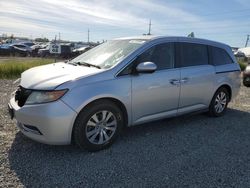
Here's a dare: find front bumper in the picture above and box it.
[9,97,77,145]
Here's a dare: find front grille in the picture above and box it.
[15,86,32,107]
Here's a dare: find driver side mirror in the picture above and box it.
[136,62,157,74]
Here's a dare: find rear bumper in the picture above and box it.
[9,97,77,145]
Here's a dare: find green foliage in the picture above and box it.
[238,60,247,71]
[34,38,49,42]
[0,58,53,78]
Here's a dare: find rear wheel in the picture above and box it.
[73,100,124,151]
[209,87,229,117]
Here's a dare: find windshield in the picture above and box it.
[70,39,146,69]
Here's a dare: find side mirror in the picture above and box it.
[136,62,157,73]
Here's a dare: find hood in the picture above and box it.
[20,62,102,90]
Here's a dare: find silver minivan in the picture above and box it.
[8,36,241,151]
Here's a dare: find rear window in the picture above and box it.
[180,43,208,67]
[211,47,233,65]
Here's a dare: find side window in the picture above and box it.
[180,43,208,67]
[136,43,175,70]
[211,46,233,65]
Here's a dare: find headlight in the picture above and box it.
[25,89,68,105]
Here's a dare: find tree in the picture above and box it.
[34,38,49,42]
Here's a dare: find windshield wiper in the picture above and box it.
[67,61,78,66]
[70,62,101,69]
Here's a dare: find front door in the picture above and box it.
[131,42,181,124]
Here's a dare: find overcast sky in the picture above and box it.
[0,0,250,47]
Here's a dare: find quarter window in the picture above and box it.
[211,47,233,65]
[180,43,208,67]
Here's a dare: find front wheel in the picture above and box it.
[73,100,124,151]
[209,87,229,117]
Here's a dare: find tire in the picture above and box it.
[209,87,230,117]
[73,100,124,151]
[243,78,250,87]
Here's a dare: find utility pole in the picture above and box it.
[58,32,61,41]
[245,34,250,47]
[87,29,90,44]
[54,35,57,63]
[148,19,152,35]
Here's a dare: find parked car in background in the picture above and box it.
[60,44,72,58]
[11,46,29,57]
[31,44,48,57]
[38,45,50,57]
[237,47,250,58]
[0,43,31,56]
[71,46,91,57]
[10,44,32,52]
[8,36,241,151]
[234,51,246,58]
[243,64,250,87]
[0,44,12,56]
[9,43,32,56]
[21,42,35,47]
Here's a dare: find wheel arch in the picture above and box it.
[71,97,129,143]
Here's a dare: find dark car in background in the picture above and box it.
[9,44,32,56]
[0,44,12,56]
[60,44,72,58]
[0,44,30,56]
[21,42,35,47]
[243,65,250,87]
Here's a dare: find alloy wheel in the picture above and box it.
[214,91,227,113]
[85,110,117,145]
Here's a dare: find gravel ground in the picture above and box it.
[0,79,250,188]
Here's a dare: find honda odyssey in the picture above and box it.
[8,36,241,151]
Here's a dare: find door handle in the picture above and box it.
[169,79,180,85]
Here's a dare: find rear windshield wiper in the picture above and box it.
[70,61,101,69]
